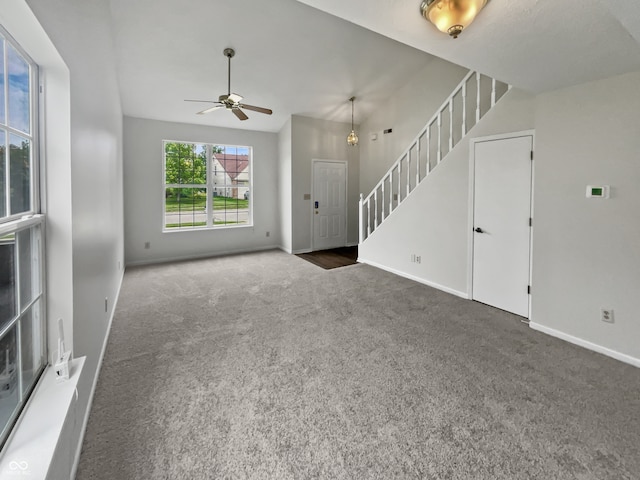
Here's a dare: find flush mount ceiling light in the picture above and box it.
[420,0,488,39]
[347,96,359,147]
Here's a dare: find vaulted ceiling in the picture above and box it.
[107,0,436,133]
[107,0,640,133]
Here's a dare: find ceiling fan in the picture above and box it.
[185,48,273,121]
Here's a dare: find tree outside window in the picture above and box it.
[163,141,252,230]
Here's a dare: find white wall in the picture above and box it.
[531,71,640,363]
[359,89,535,296]
[278,118,293,252]
[9,0,125,476]
[361,70,640,365]
[291,115,360,252]
[359,58,468,195]
[124,117,280,265]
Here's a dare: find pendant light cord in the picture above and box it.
[350,96,355,130]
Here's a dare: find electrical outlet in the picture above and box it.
[266,231,270,237]
[601,308,614,323]
[416,255,421,264]
[105,297,108,313]
[144,241,150,249]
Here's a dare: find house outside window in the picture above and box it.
[0,26,47,451]
[163,141,252,231]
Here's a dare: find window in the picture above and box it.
[163,141,252,231]
[0,27,46,450]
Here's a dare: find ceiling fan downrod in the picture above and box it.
[223,48,235,96]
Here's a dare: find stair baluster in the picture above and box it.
[359,71,511,243]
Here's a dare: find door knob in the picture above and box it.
[474,227,484,233]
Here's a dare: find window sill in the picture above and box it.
[162,223,254,233]
[0,357,85,479]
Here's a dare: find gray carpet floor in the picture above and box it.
[76,250,640,479]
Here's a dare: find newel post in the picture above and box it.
[359,193,364,244]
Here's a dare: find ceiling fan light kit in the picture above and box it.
[347,96,359,147]
[184,47,273,121]
[420,0,488,39]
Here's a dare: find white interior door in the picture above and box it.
[313,160,347,251]
[472,135,533,317]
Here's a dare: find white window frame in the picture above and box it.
[0,26,40,222]
[0,25,47,452]
[162,140,253,232]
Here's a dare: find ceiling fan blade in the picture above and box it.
[228,93,243,104]
[184,99,219,103]
[232,108,248,121]
[197,105,224,115]
[239,104,273,115]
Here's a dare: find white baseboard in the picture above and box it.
[126,245,280,267]
[70,268,125,480]
[358,257,468,299]
[529,322,640,368]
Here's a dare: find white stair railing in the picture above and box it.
[359,71,511,243]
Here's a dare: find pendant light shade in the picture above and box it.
[421,0,488,39]
[347,96,359,146]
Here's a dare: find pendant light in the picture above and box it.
[347,96,359,146]
[420,0,488,39]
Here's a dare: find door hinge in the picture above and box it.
[529,217,532,227]
[527,285,531,294]
[530,150,534,160]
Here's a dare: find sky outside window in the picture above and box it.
[0,37,5,125]
[7,41,30,135]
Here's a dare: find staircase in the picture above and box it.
[359,71,511,242]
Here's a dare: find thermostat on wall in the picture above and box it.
[586,185,610,198]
